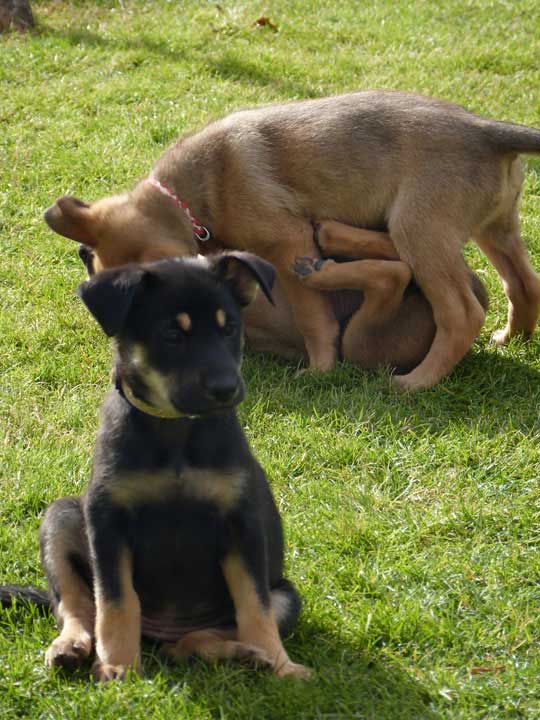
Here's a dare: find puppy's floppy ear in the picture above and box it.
[214,252,275,306]
[44,196,96,245]
[77,266,146,337]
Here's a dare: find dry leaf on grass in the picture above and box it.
[252,16,278,31]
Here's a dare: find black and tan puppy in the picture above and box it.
[1,253,309,680]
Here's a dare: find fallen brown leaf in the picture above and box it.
[252,16,278,31]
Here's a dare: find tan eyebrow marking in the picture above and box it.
[177,313,192,332]
[216,309,226,328]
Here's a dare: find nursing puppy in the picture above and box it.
[44,91,540,389]
[1,253,309,680]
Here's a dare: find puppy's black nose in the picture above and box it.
[203,374,240,404]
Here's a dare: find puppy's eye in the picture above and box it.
[223,318,237,337]
[216,308,237,337]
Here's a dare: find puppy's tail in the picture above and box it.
[470,271,489,312]
[0,584,50,612]
[271,579,302,639]
[480,118,540,155]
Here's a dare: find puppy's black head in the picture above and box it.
[77,253,275,418]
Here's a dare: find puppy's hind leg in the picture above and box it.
[294,257,412,329]
[161,628,273,668]
[315,220,400,260]
[389,220,485,391]
[40,497,95,670]
[475,208,540,344]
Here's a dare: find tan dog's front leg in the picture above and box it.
[222,554,310,679]
[92,547,142,682]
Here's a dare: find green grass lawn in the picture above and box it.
[1,1,540,717]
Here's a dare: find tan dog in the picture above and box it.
[44,91,540,389]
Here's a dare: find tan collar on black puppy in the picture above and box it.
[121,380,199,420]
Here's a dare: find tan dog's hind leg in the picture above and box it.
[222,554,310,679]
[316,220,400,260]
[261,219,339,371]
[475,212,540,344]
[92,548,142,682]
[390,221,485,391]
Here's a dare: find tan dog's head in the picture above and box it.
[44,190,199,272]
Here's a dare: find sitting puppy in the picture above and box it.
[1,253,309,680]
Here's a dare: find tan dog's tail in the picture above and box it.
[480,118,540,155]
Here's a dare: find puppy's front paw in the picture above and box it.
[275,661,312,679]
[45,636,91,670]
[91,660,142,682]
[292,256,325,278]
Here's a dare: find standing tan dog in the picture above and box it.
[44,91,540,389]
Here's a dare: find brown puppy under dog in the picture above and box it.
[44,91,540,389]
[77,221,488,376]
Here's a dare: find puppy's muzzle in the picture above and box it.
[201,371,242,405]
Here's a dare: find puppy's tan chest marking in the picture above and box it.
[108,468,246,510]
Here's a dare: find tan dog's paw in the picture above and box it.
[45,636,91,670]
[91,660,142,682]
[391,373,424,392]
[491,327,510,345]
[275,661,312,679]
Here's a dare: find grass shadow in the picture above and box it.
[242,343,540,437]
[207,53,321,97]
[144,617,435,720]
[1,605,434,719]
[36,22,189,61]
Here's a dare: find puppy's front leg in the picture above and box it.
[222,528,310,679]
[86,506,142,681]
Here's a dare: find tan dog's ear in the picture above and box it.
[43,196,97,245]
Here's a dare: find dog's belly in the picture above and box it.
[131,500,236,639]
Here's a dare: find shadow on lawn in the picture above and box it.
[1,606,433,718]
[242,343,540,437]
[37,23,317,99]
[37,22,190,61]
[145,618,434,720]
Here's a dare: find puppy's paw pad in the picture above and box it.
[276,661,312,679]
[45,638,90,670]
[292,256,324,277]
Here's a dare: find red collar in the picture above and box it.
[146,173,211,242]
